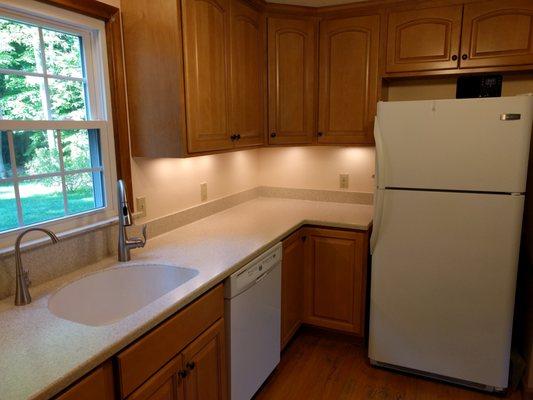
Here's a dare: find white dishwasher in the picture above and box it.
[225,243,282,400]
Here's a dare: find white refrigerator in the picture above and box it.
[368,96,533,392]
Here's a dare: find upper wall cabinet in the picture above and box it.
[460,0,533,69]
[230,0,265,148]
[122,0,264,157]
[182,0,233,153]
[268,17,317,145]
[318,15,380,145]
[386,5,463,73]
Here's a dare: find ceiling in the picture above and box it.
[267,0,366,6]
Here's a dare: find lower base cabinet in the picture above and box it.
[281,227,369,347]
[129,319,227,400]
[55,361,115,400]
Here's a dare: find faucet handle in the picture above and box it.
[140,224,147,245]
[130,224,147,247]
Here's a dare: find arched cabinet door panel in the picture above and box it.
[386,5,463,73]
[182,0,232,153]
[460,0,533,69]
[229,0,265,148]
[267,17,317,145]
[318,15,380,145]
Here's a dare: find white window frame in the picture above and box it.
[0,0,118,249]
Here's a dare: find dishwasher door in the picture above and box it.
[225,249,281,400]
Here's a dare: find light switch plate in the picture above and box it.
[135,196,147,218]
[339,174,349,189]
[200,182,208,202]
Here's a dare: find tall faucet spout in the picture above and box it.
[117,179,147,262]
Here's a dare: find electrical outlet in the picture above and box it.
[339,174,349,189]
[136,196,147,218]
[200,182,208,202]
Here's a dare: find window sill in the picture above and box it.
[0,216,118,257]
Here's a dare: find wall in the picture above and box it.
[131,151,260,221]
[258,146,375,193]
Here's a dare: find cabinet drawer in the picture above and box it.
[116,285,224,398]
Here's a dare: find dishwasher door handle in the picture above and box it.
[255,269,272,284]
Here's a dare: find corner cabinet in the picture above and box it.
[318,15,380,145]
[385,5,463,73]
[267,17,317,145]
[460,0,533,69]
[281,230,305,350]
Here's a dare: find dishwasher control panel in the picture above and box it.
[225,243,282,298]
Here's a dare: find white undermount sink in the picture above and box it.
[48,264,199,326]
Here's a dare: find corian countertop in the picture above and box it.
[0,197,373,400]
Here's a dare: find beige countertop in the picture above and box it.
[0,197,373,400]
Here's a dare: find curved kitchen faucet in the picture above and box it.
[15,228,59,306]
[117,179,147,261]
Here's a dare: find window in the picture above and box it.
[0,0,116,239]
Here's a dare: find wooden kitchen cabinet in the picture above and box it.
[55,361,115,400]
[460,0,533,69]
[268,17,317,145]
[127,356,184,400]
[230,0,265,148]
[303,227,368,336]
[281,230,305,350]
[318,15,380,145]
[182,319,228,400]
[385,5,463,73]
[182,0,232,153]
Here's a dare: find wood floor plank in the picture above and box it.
[254,327,521,400]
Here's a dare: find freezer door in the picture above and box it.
[369,189,524,388]
[376,96,533,193]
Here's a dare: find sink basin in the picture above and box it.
[48,264,199,326]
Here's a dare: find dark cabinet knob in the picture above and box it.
[186,361,196,370]
[270,132,277,138]
[451,55,458,61]
[230,134,236,141]
[461,54,468,60]
[178,370,188,379]
[236,134,241,140]
[317,132,324,137]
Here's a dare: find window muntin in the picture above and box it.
[0,3,116,238]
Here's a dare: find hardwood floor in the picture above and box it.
[254,327,521,400]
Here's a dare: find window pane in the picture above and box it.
[66,172,103,214]
[0,131,12,178]
[0,181,18,231]
[0,17,42,73]
[19,176,64,225]
[49,78,87,120]
[62,129,101,170]
[0,74,45,119]
[43,28,83,78]
[13,130,60,176]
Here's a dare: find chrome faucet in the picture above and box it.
[117,179,147,261]
[15,228,59,306]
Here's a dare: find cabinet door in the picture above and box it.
[281,230,305,350]
[386,5,463,73]
[304,228,368,336]
[182,319,227,400]
[128,356,184,400]
[55,361,115,400]
[229,0,265,148]
[268,17,317,145]
[182,0,232,153]
[460,0,533,69]
[318,15,380,145]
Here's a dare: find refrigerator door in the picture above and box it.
[369,189,524,389]
[375,96,533,193]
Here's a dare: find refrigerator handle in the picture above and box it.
[370,116,385,254]
[370,188,384,254]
